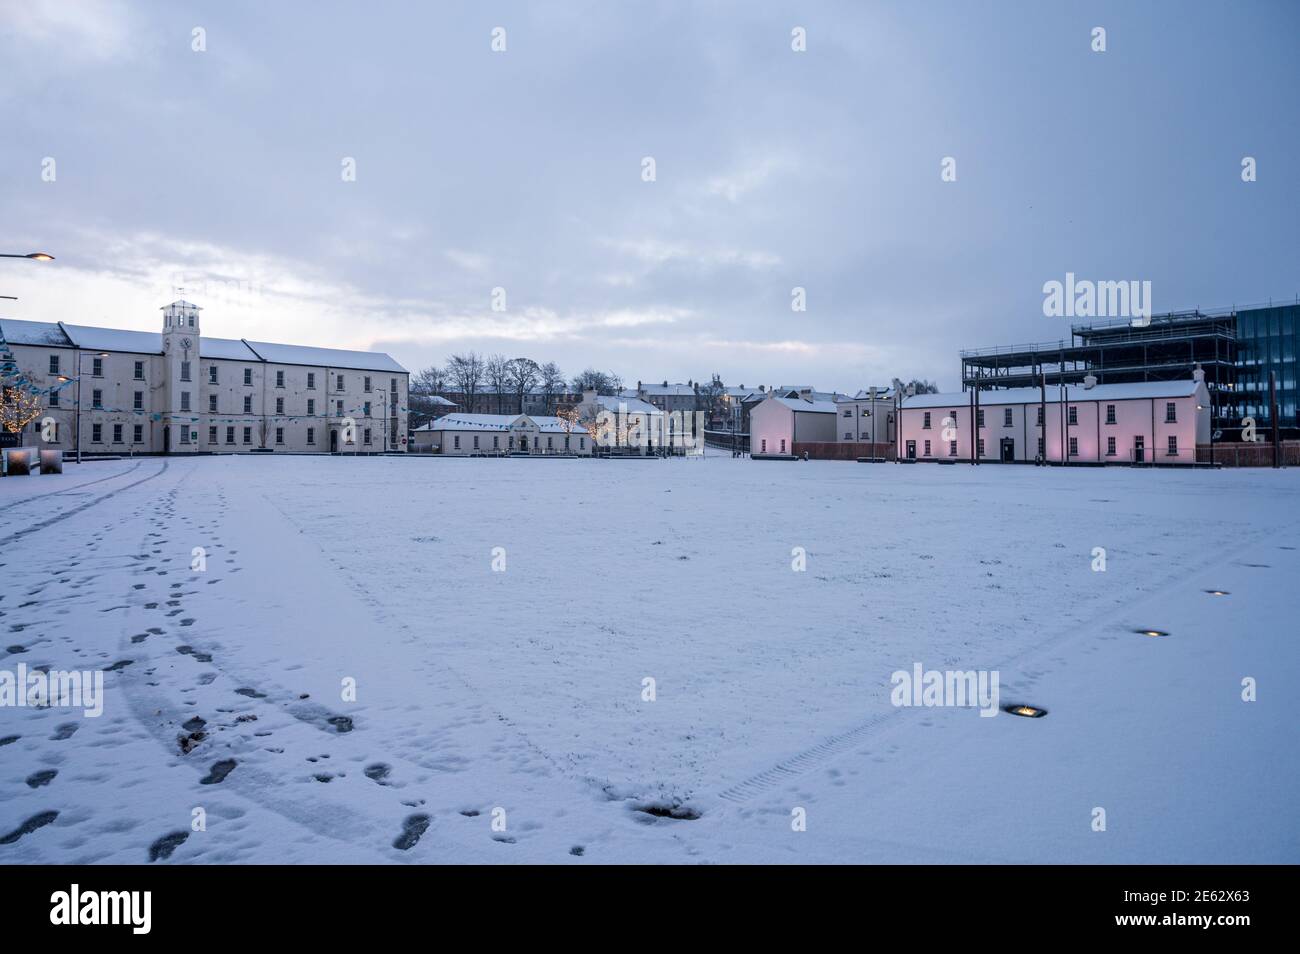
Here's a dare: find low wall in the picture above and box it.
[1197,441,1300,467]
[792,441,895,461]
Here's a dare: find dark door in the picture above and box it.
[163,426,170,454]
[1134,436,1144,463]
[1000,438,1014,462]
[330,429,338,453]
[906,440,916,459]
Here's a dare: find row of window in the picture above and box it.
[922,403,1181,429]
[68,390,390,417]
[45,356,400,394]
[451,434,587,451]
[914,436,1181,457]
[39,422,381,447]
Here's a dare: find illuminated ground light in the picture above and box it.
[1002,704,1048,718]
[1135,629,1169,637]
[1204,590,1230,596]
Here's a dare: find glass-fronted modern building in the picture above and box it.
[959,301,1300,441]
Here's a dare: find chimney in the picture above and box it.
[1083,374,1098,389]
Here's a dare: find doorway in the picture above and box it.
[163,426,171,454]
[330,429,338,453]
[1000,438,1014,462]
[906,440,916,460]
[1133,436,1144,463]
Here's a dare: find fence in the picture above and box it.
[791,441,895,461]
[1197,441,1299,467]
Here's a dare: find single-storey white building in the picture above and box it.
[749,394,837,457]
[898,371,1211,464]
[413,413,592,456]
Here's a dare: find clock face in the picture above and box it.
[163,338,171,351]
[182,337,193,349]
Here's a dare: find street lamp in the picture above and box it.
[0,252,55,261]
[58,351,109,464]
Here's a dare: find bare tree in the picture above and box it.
[506,357,540,415]
[409,365,449,429]
[485,353,511,414]
[445,352,485,414]
[538,361,565,415]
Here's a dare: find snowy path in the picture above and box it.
[2,455,1297,863]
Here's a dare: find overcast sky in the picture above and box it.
[2,0,1296,392]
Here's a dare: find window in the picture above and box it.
[41,421,59,441]
[134,361,145,381]
[949,440,957,457]
[133,424,143,443]
[924,439,931,456]
[209,394,218,413]
[1165,402,1177,423]
[779,438,785,454]
[181,361,191,382]
[225,426,235,445]
[862,408,870,417]
[243,368,253,386]
[364,428,371,445]
[761,439,767,453]
[842,409,851,418]
[976,409,985,427]
[1037,437,1045,457]
[579,437,585,450]
[454,435,461,450]
[473,435,480,450]
[1003,408,1013,427]
[276,397,285,415]
[48,355,59,374]
[1069,436,1078,457]
[209,426,217,444]
[1106,436,1116,456]
[209,365,218,384]
[276,370,285,388]
[1068,406,1078,425]
[364,376,372,393]
[243,427,252,444]
[92,357,103,377]
[336,400,344,415]
[1105,404,1116,424]
[364,401,371,417]
[307,399,315,415]
[1167,435,1178,456]
[133,391,144,410]
[92,389,103,409]
[494,435,500,450]
[242,395,252,414]
[923,411,931,429]
[276,427,285,444]
[533,436,539,449]
[181,392,191,412]
[547,436,553,449]
[844,432,853,440]
[307,372,315,389]
[977,438,985,457]
[1036,406,1044,425]
[336,374,345,390]
[92,423,103,442]
[49,390,59,408]
[113,423,123,443]
[307,427,315,445]
[563,436,569,450]
[180,427,190,445]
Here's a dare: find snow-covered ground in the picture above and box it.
[1,453,1297,864]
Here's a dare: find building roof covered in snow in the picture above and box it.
[594,394,661,415]
[770,396,837,414]
[0,317,73,347]
[901,379,1203,410]
[244,339,406,373]
[639,382,696,396]
[415,413,585,434]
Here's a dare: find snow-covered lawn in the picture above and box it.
[2,453,1297,863]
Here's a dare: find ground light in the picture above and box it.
[1003,705,1047,718]
[1135,629,1169,637]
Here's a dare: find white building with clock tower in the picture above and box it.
[0,299,409,456]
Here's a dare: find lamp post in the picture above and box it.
[0,252,55,261]
[58,351,109,464]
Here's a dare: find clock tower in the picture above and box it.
[161,300,202,453]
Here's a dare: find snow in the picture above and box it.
[244,340,406,373]
[903,379,1202,409]
[0,318,73,347]
[199,338,260,361]
[771,396,837,413]
[1,454,1297,863]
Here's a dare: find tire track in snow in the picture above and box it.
[0,460,145,515]
[714,521,1287,804]
[0,460,167,548]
